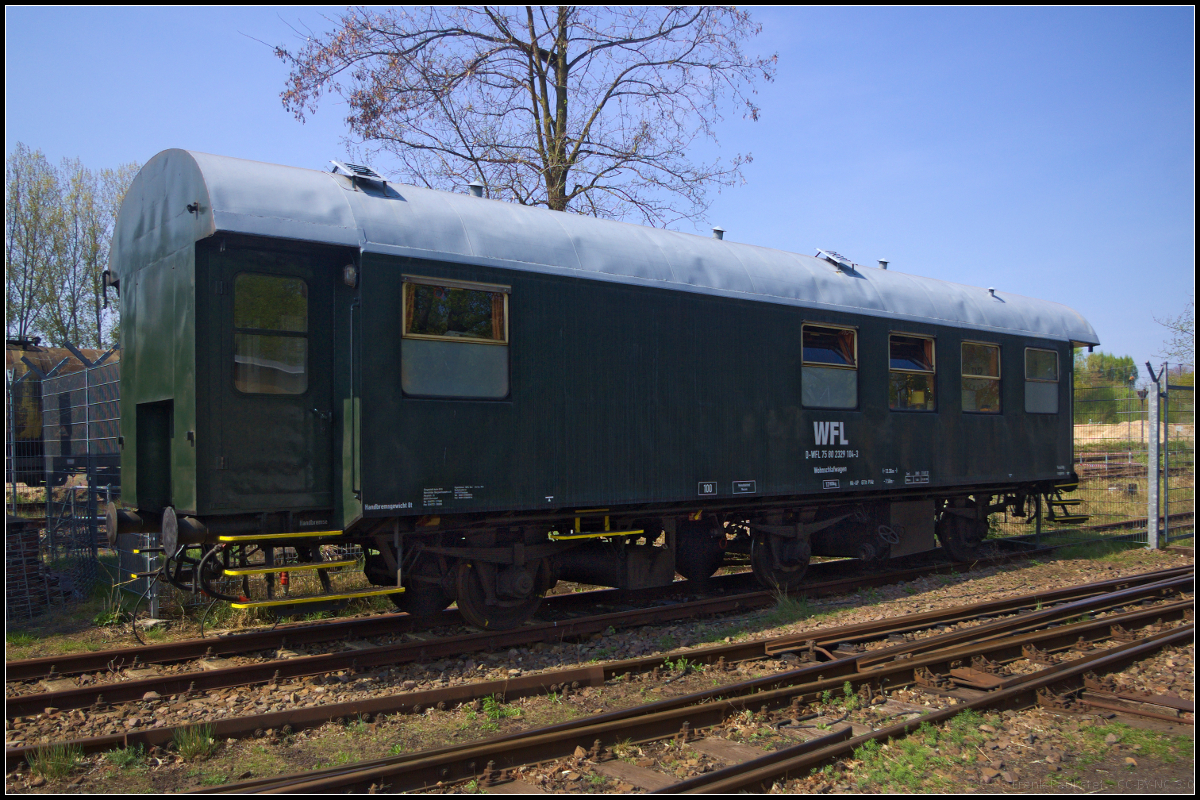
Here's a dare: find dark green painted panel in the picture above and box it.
[119,244,196,511]
[208,244,335,512]
[356,256,1072,517]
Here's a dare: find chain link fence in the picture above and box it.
[5,344,118,624]
[992,374,1194,549]
[1160,374,1195,545]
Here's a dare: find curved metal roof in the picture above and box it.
[112,149,1099,345]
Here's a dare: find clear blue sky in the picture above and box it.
[6,7,1194,369]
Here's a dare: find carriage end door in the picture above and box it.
[216,247,333,512]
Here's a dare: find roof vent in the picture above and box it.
[817,249,855,272]
[712,226,725,240]
[988,287,997,298]
[468,181,485,198]
[878,259,889,270]
[330,160,389,187]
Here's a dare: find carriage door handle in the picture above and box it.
[312,408,333,421]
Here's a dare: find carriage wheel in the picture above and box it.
[750,531,811,593]
[936,512,988,562]
[454,559,544,630]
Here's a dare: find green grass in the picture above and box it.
[186,766,229,786]
[92,591,135,626]
[1054,540,1143,561]
[6,631,38,646]
[104,745,145,768]
[845,710,990,792]
[761,590,826,628]
[482,694,520,722]
[656,634,681,650]
[856,586,883,604]
[1076,722,1191,764]
[663,656,692,673]
[174,724,220,761]
[28,743,84,780]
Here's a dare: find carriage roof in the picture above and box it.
[112,149,1099,346]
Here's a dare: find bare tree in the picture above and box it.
[1155,295,1194,369]
[277,6,775,226]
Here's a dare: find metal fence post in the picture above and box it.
[6,370,15,516]
[1162,371,1170,543]
[1145,362,1162,549]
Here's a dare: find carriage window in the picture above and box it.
[1024,348,1059,414]
[801,325,857,409]
[404,281,507,342]
[889,335,936,411]
[961,342,1001,414]
[233,274,308,394]
[401,277,510,398]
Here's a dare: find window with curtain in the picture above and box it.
[801,325,857,409]
[401,276,510,399]
[962,342,1001,413]
[889,334,936,411]
[403,281,507,342]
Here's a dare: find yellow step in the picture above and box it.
[222,559,358,577]
[1052,499,1083,506]
[1049,515,1090,525]
[217,530,342,543]
[548,529,644,541]
[230,586,404,609]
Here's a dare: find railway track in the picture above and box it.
[12,519,1177,687]
[4,539,1048,688]
[5,565,1192,773]
[195,570,1193,793]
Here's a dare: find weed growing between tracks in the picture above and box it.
[27,743,84,781]
[173,724,219,761]
[103,745,145,769]
[847,711,991,791]
[5,631,37,647]
[759,589,830,629]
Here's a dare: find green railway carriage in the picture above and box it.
[107,150,1100,629]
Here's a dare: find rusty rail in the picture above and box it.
[666,625,1194,793]
[228,613,1193,793]
[191,586,1192,792]
[8,564,1190,720]
[8,568,1190,771]
[2,547,993,682]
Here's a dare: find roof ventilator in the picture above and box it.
[817,249,855,273]
[712,226,725,240]
[468,181,485,198]
[330,160,389,189]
